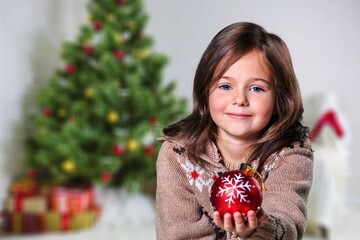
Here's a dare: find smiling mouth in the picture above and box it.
[227,113,252,119]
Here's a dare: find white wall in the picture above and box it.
[1,0,360,206]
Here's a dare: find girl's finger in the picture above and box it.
[234,212,246,232]
[213,211,224,228]
[247,210,258,229]
[223,213,234,232]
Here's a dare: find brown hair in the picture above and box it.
[163,22,309,166]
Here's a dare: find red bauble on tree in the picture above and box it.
[83,44,94,55]
[112,144,126,156]
[27,169,37,178]
[42,108,52,117]
[114,49,125,60]
[149,116,158,126]
[116,0,125,5]
[210,164,266,219]
[144,145,155,156]
[101,171,112,183]
[92,22,102,31]
[112,144,125,156]
[65,64,76,74]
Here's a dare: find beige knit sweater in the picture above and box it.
[155,136,313,240]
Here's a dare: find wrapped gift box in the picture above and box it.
[10,177,40,197]
[45,206,100,232]
[45,212,72,231]
[2,211,45,234]
[2,206,100,234]
[50,186,94,214]
[5,195,47,214]
[2,179,100,235]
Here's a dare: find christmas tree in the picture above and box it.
[25,0,187,192]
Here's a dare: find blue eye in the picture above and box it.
[250,86,264,92]
[219,84,232,91]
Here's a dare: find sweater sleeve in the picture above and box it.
[248,145,314,240]
[155,141,218,240]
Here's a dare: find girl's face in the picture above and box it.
[209,49,275,144]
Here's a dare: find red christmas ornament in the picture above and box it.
[92,22,102,31]
[144,145,155,156]
[101,171,112,183]
[112,144,125,156]
[65,64,76,74]
[27,169,37,178]
[210,165,266,219]
[42,108,52,117]
[114,49,125,60]
[116,0,125,5]
[83,44,94,55]
[149,116,158,126]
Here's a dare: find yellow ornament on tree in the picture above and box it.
[87,15,93,23]
[62,159,75,173]
[106,111,119,123]
[135,50,149,60]
[126,21,136,30]
[57,108,67,118]
[84,87,94,99]
[127,139,138,152]
[114,33,125,43]
[106,14,114,22]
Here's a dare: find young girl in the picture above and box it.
[155,22,313,240]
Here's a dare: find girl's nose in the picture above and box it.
[233,92,249,106]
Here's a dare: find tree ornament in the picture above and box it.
[92,21,102,31]
[144,145,155,156]
[210,164,266,220]
[27,169,37,178]
[65,64,76,74]
[106,14,114,22]
[114,33,125,43]
[83,44,94,55]
[42,108,52,117]
[68,116,78,123]
[114,50,125,60]
[149,116,158,126]
[135,50,149,59]
[84,87,94,99]
[127,139,138,152]
[126,21,136,30]
[101,171,112,183]
[62,159,76,173]
[57,108,67,118]
[106,111,119,123]
[112,144,125,156]
[116,0,125,5]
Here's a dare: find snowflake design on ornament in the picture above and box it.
[178,158,217,192]
[218,173,252,208]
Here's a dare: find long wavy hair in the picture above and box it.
[163,22,309,167]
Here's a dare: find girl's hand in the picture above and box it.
[213,208,269,238]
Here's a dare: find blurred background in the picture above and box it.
[1,0,359,239]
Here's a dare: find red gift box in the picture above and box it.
[22,214,46,234]
[50,186,94,214]
[2,211,45,234]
